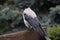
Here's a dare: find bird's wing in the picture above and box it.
[24,14,46,36]
[23,7,51,40]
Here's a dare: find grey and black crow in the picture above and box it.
[22,7,51,40]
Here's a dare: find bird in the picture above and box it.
[20,5,51,40]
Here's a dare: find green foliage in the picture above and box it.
[0,4,23,34]
[47,26,60,40]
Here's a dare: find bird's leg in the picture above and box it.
[27,26,33,31]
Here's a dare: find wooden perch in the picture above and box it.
[0,30,41,40]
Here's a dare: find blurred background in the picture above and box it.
[0,0,60,40]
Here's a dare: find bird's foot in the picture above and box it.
[27,28,33,31]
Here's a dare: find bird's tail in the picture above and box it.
[36,24,51,40]
[45,36,51,40]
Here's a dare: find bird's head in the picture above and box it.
[18,2,30,10]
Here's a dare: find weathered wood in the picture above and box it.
[0,30,41,40]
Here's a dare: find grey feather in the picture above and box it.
[23,13,46,40]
